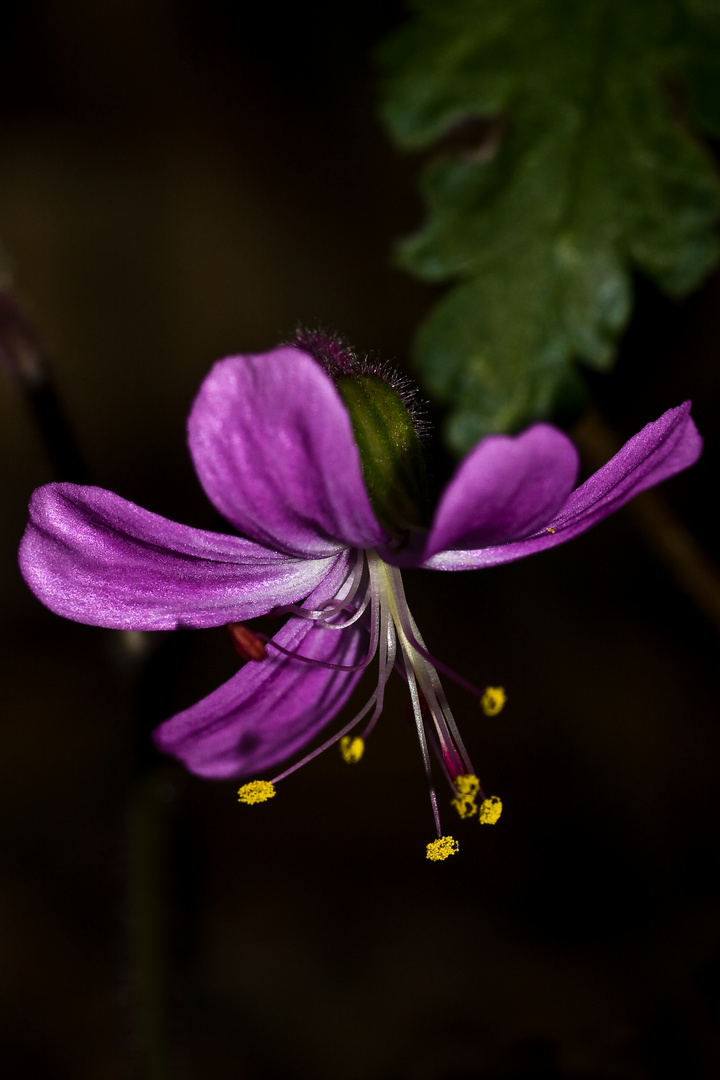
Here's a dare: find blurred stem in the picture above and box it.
[0,287,87,482]
[4,279,173,1073]
[572,408,720,635]
[127,771,171,1080]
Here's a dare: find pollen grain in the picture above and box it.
[480,686,506,716]
[237,780,276,804]
[426,836,459,861]
[451,773,480,819]
[479,796,502,824]
[340,735,365,764]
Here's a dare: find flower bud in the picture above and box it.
[336,372,429,540]
[292,329,429,542]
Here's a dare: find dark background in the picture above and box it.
[2,2,720,1077]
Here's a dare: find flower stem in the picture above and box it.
[3,281,173,1074]
[0,288,87,482]
[572,407,720,635]
[127,770,172,1080]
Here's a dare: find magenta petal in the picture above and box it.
[188,347,388,558]
[153,572,367,779]
[423,424,579,558]
[19,483,341,629]
[425,402,702,570]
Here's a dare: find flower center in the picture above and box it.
[237,550,504,859]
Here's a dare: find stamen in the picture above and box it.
[340,736,364,763]
[423,718,465,795]
[272,550,366,621]
[393,611,483,698]
[260,552,380,673]
[378,562,474,776]
[426,836,459,861]
[316,589,371,630]
[227,623,268,661]
[358,602,396,741]
[238,780,276,804]
[270,702,371,784]
[261,633,375,673]
[479,796,503,824]
[270,633,387,784]
[245,548,498,856]
[451,773,480,819]
[416,670,471,776]
[403,613,474,773]
[480,686,506,716]
[260,578,380,675]
[407,655,467,776]
[402,653,443,838]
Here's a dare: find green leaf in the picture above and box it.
[380,0,720,452]
[681,0,720,135]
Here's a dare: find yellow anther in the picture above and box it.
[547,527,555,533]
[479,796,503,824]
[237,780,276,804]
[426,836,459,861]
[451,773,480,819]
[339,735,364,764]
[454,774,480,797]
[480,686,506,716]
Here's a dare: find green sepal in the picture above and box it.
[337,375,429,538]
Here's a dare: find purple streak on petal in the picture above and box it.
[188,347,388,558]
[153,561,367,778]
[19,483,341,629]
[424,403,702,570]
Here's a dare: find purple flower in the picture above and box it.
[18,339,701,858]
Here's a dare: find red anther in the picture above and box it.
[226,622,267,661]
